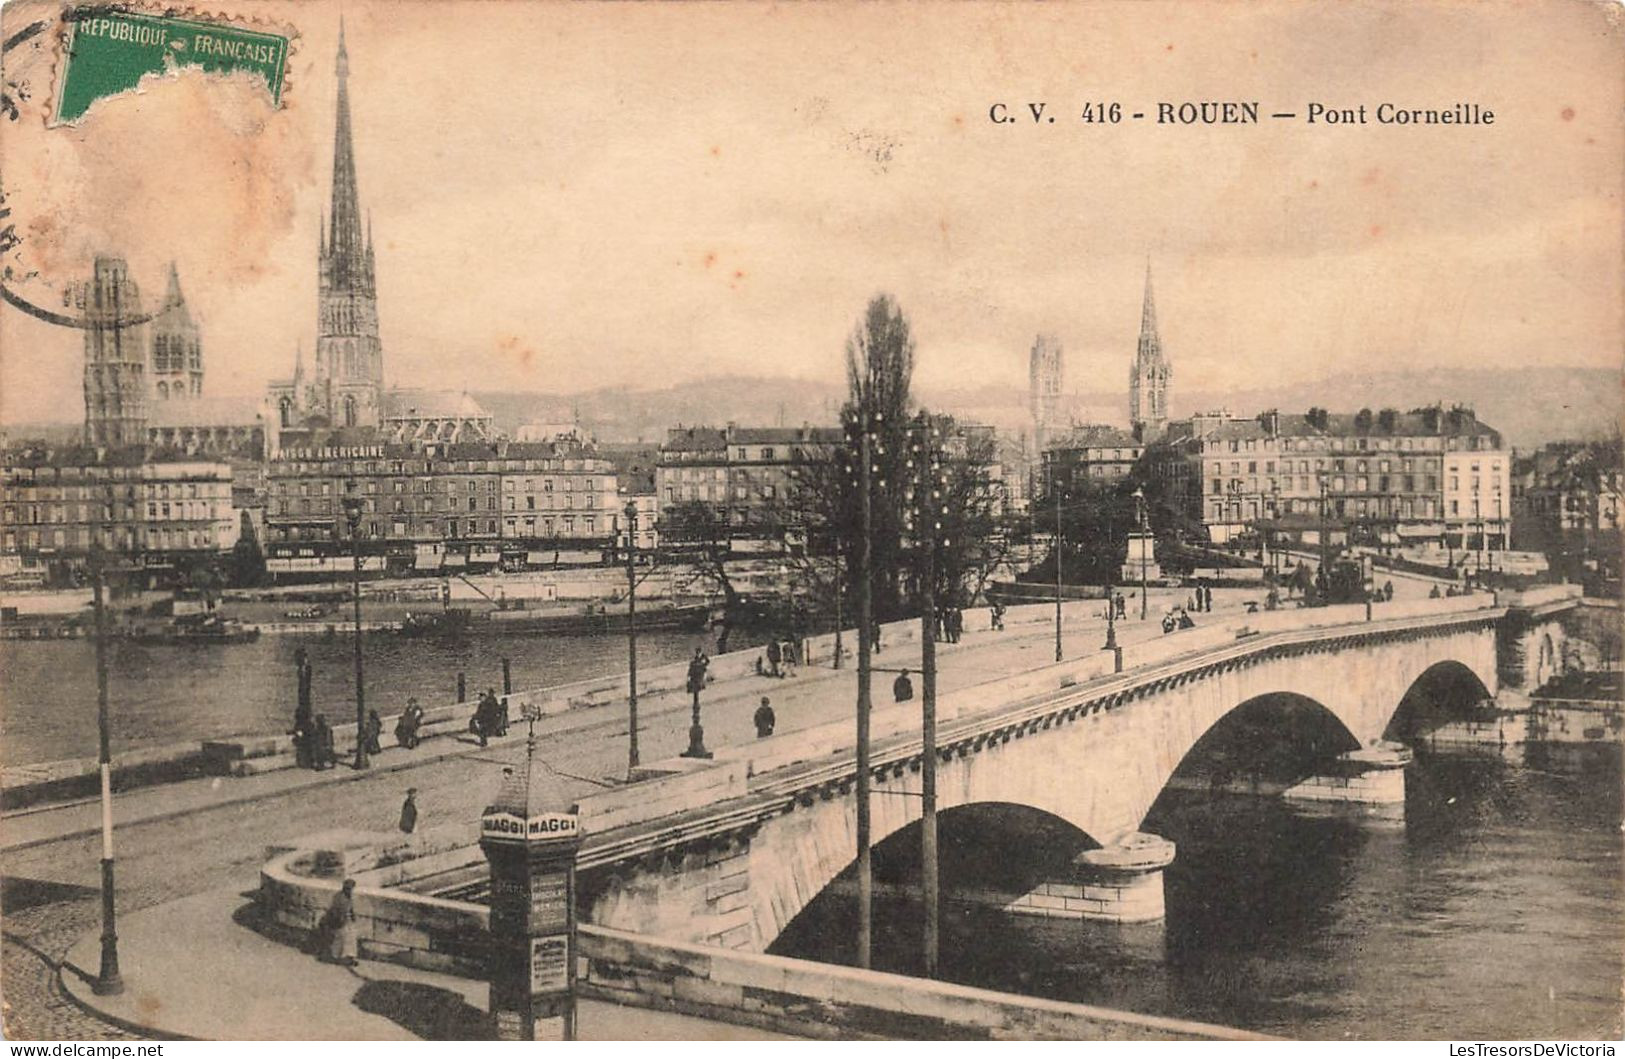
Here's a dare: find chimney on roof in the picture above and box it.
[1258,409,1281,437]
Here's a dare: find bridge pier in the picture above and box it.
[1000,833,1176,923]
[1283,742,1410,805]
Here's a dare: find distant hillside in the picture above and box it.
[477,365,1619,451]
[6,366,1611,452]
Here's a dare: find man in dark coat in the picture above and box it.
[893,669,914,703]
[399,788,418,834]
[363,709,384,756]
[766,638,782,678]
[293,703,314,770]
[753,697,776,738]
[313,714,335,769]
[686,648,710,711]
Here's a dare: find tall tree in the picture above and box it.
[839,294,917,619]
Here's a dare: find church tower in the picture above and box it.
[149,263,203,401]
[82,256,148,447]
[314,18,382,428]
[1029,333,1063,453]
[1128,262,1170,440]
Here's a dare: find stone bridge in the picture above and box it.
[576,589,1581,953]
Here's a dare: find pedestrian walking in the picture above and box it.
[893,668,914,703]
[323,879,358,966]
[292,703,314,770]
[686,647,710,712]
[313,714,336,770]
[363,708,384,757]
[753,696,776,738]
[395,698,424,749]
[1115,593,1127,620]
[870,620,883,654]
[399,788,418,834]
[766,638,782,678]
[781,638,798,677]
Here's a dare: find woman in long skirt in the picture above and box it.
[326,879,358,966]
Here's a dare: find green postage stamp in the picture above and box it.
[53,7,291,124]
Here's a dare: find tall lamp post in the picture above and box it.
[623,501,640,773]
[90,536,123,995]
[1133,487,1149,621]
[1051,458,1063,662]
[342,491,368,771]
[1319,475,1331,603]
[1103,510,1117,651]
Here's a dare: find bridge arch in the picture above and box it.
[1384,659,1496,742]
[769,802,1100,956]
[1153,691,1361,805]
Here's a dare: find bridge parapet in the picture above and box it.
[574,597,1505,867]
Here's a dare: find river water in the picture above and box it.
[0,629,721,765]
[773,747,1624,1040]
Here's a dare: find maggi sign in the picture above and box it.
[481,810,580,843]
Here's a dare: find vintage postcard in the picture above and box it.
[0,0,1620,1046]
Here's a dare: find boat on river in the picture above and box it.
[128,613,262,645]
[396,608,475,638]
[483,601,718,635]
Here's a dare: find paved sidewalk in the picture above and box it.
[59,887,795,1040]
[4,590,1225,856]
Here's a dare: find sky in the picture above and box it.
[1,0,1620,426]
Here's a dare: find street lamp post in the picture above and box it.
[624,501,640,774]
[90,542,123,996]
[1134,487,1148,621]
[342,491,368,771]
[832,551,844,670]
[1319,475,1331,603]
[1103,510,1117,651]
[1051,458,1062,662]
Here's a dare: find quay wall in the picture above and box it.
[254,836,1260,1041]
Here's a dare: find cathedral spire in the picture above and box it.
[1139,259,1158,347]
[164,260,183,310]
[327,17,363,267]
[1130,258,1170,441]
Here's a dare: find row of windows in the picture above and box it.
[272,458,609,476]
[276,475,611,497]
[1,501,226,524]
[1207,497,1445,520]
[271,514,601,542]
[1208,435,1450,455]
[5,479,225,497]
[270,491,615,517]
[4,527,220,551]
[1207,475,1441,496]
[1204,457,1456,477]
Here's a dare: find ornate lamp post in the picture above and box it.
[623,500,640,774]
[342,489,368,770]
